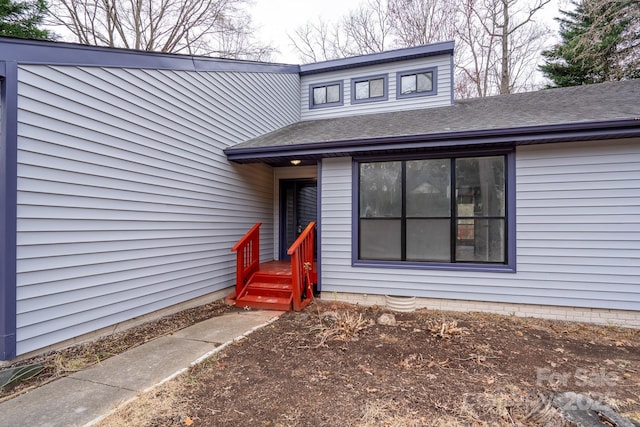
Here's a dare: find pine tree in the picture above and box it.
[540,0,640,88]
[0,0,52,40]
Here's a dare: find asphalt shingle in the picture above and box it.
[230,80,640,151]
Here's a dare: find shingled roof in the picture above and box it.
[226,79,640,164]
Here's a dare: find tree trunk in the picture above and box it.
[500,0,510,94]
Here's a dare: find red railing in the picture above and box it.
[287,221,316,311]
[231,222,261,298]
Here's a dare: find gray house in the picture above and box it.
[1,37,639,361]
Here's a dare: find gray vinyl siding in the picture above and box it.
[301,54,452,120]
[320,138,640,311]
[15,65,300,355]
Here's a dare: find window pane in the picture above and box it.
[401,75,416,94]
[360,162,402,218]
[456,156,505,217]
[406,159,451,217]
[360,219,401,260]
[370,78,384,97]
[417,72,433,92]
[326,84,340,103]
[406,219,450,261]
[313,87,326,105]
[355,81,369,99]
[456,219,505,262]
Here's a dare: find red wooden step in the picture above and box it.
[243,282,292,299]
[250,273,292,284]
[235,294,292,311]
[248,281,292,291]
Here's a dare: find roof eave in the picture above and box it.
[225,118,640,164]
[299,41,455,76]
[0,36,300,73]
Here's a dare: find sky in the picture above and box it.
[251,0,374,64]
[250,0,566,65]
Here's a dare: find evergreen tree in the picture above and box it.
[540,0,640,87]
[0,0,52,40]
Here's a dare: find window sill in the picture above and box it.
[309,101,344,110]
[353,259,516,273]
[351,95,388,105]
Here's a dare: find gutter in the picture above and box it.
[225,118,640,163]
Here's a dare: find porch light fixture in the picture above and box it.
[290,159,302,166]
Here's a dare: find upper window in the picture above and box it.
[396,67,437,99]
[357,152,512,270]
[309,81,343,109]
[351,74,388,104]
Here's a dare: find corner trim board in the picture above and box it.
[0,61,18,360]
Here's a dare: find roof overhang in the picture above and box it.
[0,36,299,73]
[299,41,455,76]
[225,118,640,166]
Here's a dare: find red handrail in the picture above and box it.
[231,222,261,298]
[287,221,316,311]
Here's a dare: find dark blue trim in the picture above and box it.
[396,66,438,99]
[350,74,388,105]
[450,54,455,104]
[352,260,516,273]
[300,41,454,75]
[278,179,288,261]
[0,36,299,74]
[316,161,322,292]
[351,148,516,273]
[308,80,344,110]
[225,119,640,162]
[506,150,516,272]
[351,161,359,266]
[0,61,18,361]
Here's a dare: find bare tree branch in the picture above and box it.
[287,0,554,97]
[46,0,273,59]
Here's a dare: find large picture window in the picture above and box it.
[358,154,509,267]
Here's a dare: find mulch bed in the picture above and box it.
[174,301,640,426]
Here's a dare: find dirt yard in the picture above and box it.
[2,299,640,426]
[97,300,639,427]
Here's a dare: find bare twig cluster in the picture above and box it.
[312,310,373,347]
[427,319,468,339]
[46,0,274,59]
[289,0,554,98]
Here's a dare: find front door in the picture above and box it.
[279,179,317,260]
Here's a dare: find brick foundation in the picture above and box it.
[319,292,640,328]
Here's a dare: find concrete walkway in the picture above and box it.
[0,310,283,427]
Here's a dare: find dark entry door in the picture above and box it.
[280,179,317,260]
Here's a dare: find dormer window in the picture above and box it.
[351,74,388,104]
[309,81,343,109]
[397,67,437,99]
